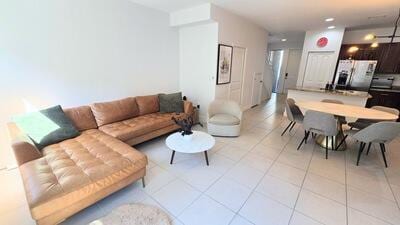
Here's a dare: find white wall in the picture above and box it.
[343,27,400,44]
[297,28,345,87]
[170,3,212,27]
[268,40,304,51]
[0,0,180,166]
[179,23,219,122]
[211,5,269,108]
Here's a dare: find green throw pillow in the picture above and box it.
[159,92,184,113]
[13,105,80,149]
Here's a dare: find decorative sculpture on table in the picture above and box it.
[172,115,194,140]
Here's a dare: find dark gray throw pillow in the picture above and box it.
[13,105,80,149]
[159,92,184,113]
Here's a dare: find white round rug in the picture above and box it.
[88,204,171,225]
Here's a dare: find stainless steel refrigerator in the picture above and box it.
[334,60,377,91]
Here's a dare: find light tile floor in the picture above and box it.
[1,94,400,225]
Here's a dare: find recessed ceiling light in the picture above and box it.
[364,33,375,41]
[281,39,287,42]
[371,42,379,48]
[348,46,359,53]
[327,26,335,29]
[325,18,334,22]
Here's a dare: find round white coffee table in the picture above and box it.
[166,131,215,166]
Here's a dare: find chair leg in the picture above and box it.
[289,122,296,132]
[141,177,146,188]
[335,135,348,150]
[305,131,311,144]
[356,142,366,166]
[366,143,372,155]
[281,121,293,136]
[331,137,335,151]
[325,136,329,159]
[297,131,309,150]
[379,143,388,168]
[307,131,311,141]
[304,131,308,144]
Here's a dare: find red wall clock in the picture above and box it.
[317,37,328,47]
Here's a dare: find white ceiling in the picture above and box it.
[130,0,400,39]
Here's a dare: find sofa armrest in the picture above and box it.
[184,101,194,115]
[7,123,42,166]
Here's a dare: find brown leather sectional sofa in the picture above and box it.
[8,95,193,225]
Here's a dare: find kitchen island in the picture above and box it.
[287,88,371,121]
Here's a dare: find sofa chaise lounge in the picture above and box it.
[8,94,193,225]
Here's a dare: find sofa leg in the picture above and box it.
[142,177,146,188]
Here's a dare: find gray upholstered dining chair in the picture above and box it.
[281,98,304,136]
[321,99,347,125]
[346,106,399,154]
[348,106,399,130]
[341,122,400,167]
[297,110,338,159]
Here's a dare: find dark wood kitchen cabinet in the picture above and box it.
[366,90,400,110]
[338,43,400,74]
[376,43,400,74]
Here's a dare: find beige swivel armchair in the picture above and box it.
[207,100,242,137]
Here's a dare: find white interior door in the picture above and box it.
[282,49,302,93]
[230,47,246,105]
[251,72,262,106]
[302,51,336,88]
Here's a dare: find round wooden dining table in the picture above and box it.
[296,101,398,150]
[297,101,398,121]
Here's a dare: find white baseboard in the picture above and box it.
[242,104,252,111]
[6,164,17,170]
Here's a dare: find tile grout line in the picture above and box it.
[223,101,287,224]
[344,139,349,225]
[166,99,282,225]
[286,134,317,225]
[380,144,400,211]
[233,117,299,223]
[224,102,285,225]
[344,142,398,225]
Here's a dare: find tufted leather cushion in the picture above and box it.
[99,113,185,141]
[64,106,98,131]
[91,97,139,126]
[19,129,147,220]
[136,95,159,116]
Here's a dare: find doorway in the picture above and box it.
[251,72,263,106]
[282,49,302,93]
[269,50,284,93]
[269,49,302,94]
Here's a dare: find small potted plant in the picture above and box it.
[172,115,194,141]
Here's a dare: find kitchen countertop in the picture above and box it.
[289,87,371,98]
[369,86,400,93]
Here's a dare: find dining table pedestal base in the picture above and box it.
[315,132,347,151]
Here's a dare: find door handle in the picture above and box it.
[285,73,288,79]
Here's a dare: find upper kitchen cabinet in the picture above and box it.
[338,43,400,74]
[376,43,400,74]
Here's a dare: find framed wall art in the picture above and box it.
[216,44,233,85]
